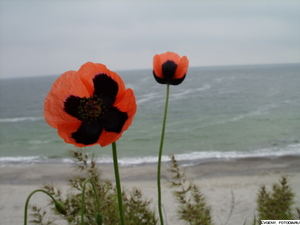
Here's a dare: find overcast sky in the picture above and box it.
[1,0,300,79]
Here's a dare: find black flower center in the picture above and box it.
[78,96,107,121]
[162,60,177,81]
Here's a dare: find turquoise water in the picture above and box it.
[1,64,300,165]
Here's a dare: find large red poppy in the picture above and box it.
[44,62,137,147]
[153,51,189,85]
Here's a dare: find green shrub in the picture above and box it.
[257,176,295,221]
[166,155,213,225]
[30,149,157,225]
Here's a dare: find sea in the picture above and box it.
[1,63,300,166]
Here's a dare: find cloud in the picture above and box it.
[1,1,300,78]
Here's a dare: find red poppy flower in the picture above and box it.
[153,51,189,85]
[44,62,137,147]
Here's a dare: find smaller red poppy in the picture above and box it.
[44,62,137,147]
[153,51,189,85]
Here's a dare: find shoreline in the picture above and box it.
[1,147,300,166]
[1,155,300,224]
[1,155,300,184]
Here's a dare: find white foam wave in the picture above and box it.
[136,92,161,104]
[28,140,51,145]
[98,143,300,166]
[136,84,211,105]
[171,84,211,100]
[0,156,47,163]
[0,117,43,123]
[174,143,300,162]
[209,103,281,126]
[214,76,239,83]
[1,143,299,166]
[94,155,171,166]
[196,84,211,92]
[0,156,75,166]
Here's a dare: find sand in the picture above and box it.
[1,156,300,225]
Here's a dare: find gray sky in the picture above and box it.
[1,0,300,79]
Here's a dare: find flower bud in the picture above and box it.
[153,51,189,85]
[96,213,103,225]
[55,201,67,215]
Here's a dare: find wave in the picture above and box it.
[0,116,43,123]
[206,102,283,127]
[136,92,162,104]
[1,143,299,166]
[136,83,212,105]
[0,156,49,164]
[116,143,300,166]
[196,84,212,92]
[28,140,51,145]
[171,84,212,100]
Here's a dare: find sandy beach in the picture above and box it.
[1,156,300,225]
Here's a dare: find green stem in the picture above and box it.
[157,83,170,225]
[112,142,125,225]
[81,178,101,225]
[24,189,58,225]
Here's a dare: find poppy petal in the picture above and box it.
[57,122,85,146]
[77,62,110,95]
[153,54,163,79]
[160,51,181,64]
[153,72,167,84]
[168,75,186,85]
[71,121,103,145]
[93,74,118,107]
[103,107,128,133]
[174,56,189,79]
[114,88,137,132]
[99,88,137,147]
[64,95,82,120]
[44,71,89,129]
[78,62,125,97]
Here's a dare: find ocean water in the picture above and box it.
[1,64,300,166]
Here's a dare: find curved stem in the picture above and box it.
[81,178,101,225]
[157,83,170,225]
[112,142,125,225]
[24,189,58,225]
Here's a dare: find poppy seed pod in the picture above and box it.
[153,51,189,85]
[44,62,137,147]
[55,201,67,215]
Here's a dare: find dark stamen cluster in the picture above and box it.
[78,95,107,122]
